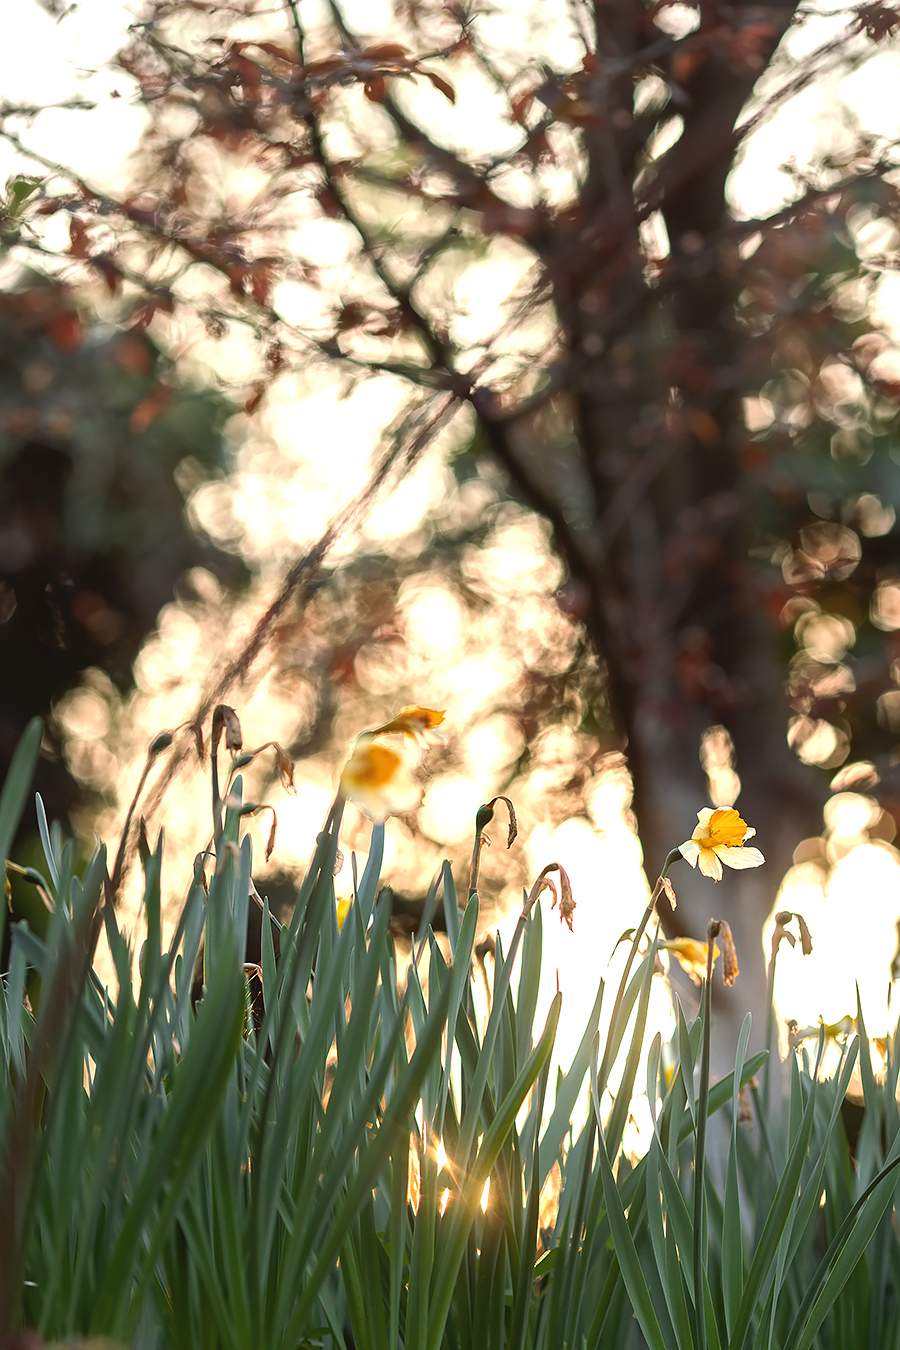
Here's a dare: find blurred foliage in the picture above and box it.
[0,265,246,819]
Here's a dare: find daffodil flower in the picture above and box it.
[369,705,446,763]
[661,937,719,982]
[678,807,764,882]
[339,706,445,820]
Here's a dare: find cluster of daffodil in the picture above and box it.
[339,705,446,820]
[340,714,765,884]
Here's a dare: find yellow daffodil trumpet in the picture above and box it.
[678,807,764,882]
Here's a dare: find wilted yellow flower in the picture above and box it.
[339,733,421,820]
[369,706,446,761]
[678,808,764,882]
[661,937,719,982]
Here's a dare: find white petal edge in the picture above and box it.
[696,808,715,826]
[716,845,765,871]
[679,840,701,868]
[698,848,723,881]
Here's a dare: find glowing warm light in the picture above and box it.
[16,0,900,1150]
[436,1139,448,1170]
[480,1177,491,1213]
[770,839,900,1038]
[408,1145,421,1214]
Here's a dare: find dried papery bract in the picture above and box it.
[771,908,814,961]
[212,704,243,756]
[738,1083,754,1127]
[524,862,575,931]
[796,912,814,956]
[714,919,740,986]
[231,739,298,794]
[222,796,280,862]
[469,795,517,897]
[706,919,739,986]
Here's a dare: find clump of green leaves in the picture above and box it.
[1,719,900,1349]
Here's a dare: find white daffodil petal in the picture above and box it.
[743,826,756,840]
[696,808,716,826]
[679,840,701,868]
[340,736,421,819]
[698,848,723,881]
[717,845,765,870]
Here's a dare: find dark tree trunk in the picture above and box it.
[490,0,828,1061]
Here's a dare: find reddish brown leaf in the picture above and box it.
[249,260,274,307]
[252,40,298,64]
[68,216,89,259]
[301,56,347,79]
[232,53,262,101]
[364,77,387,103]
[316,186,343,218]
[419,68,456,102]
[360,42,411,63]
[244,382,267,415]
[92,253,122,296]
[510,87,536,124]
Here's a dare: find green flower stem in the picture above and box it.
[597,847,682,1104]
[694,934,716,1348]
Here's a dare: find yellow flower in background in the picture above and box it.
[661,937,719,982]
[678,808,765,882]
[336,898,352,930]
[339,707,445,820]
[339,733,422,820]
[369,705,446,762]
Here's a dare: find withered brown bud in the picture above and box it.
[554,865,576,932]
[524,862,575,931]
[212,704,243,755]
[660,875,677,910]
[795,912,813,956]
[523,872,557,918]
[738,1084,753,1127]
[717,919,739,986]
[273,742,297,794]
[484,795,517,848]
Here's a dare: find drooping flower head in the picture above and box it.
[339,706,445,820]
[678,807,764,882]
[661,937,719,983]
[369,705,446,760]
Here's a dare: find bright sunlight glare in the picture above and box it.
[6,0,900,1085]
